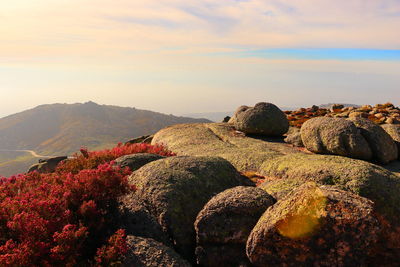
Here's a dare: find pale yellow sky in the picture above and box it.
[1,0,399,117]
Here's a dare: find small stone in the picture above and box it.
[222,116,231,123]
[330,104,344,112]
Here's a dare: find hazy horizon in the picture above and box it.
[1,0,399,118]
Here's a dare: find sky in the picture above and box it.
[1,0,400,117]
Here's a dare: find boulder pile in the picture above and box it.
[285,103,400,128]
[119,154,400,266]
[118,101,400,266]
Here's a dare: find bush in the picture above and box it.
[0,143,174,266]
[57,143,175,174]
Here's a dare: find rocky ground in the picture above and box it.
[32,102,400,266]
[285,103,400,128]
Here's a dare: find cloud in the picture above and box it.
[0,0,399,117]
[1,0,400,62]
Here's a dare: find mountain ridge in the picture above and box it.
[0,101,210,176]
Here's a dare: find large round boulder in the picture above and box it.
[247,183,381,267]
[194,186,275,267]
[233,102,289,136]
[114,153,165,171]
[127,156,251,261]
[349,118,398,164]
[300,117,372,160]
[122,236,191,267]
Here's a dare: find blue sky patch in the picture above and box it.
[232,48,400,61]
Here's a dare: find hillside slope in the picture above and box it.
[0,101,210,155]
[0,101,210,176]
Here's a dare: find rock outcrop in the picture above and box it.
[126,156,251,261]
[247,183,381,267]
[27,156,68,173]
[152,123,301,172]
[232,102,289,136]
[258,153,400,221]
[125,135,154,145]
[147,103,400,265]
[145,103,400,266]
[194,186,275,266]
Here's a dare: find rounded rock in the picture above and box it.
[247,183,381,267]
[128,156,250,261]
[300,117,372,160]
[194,186,274,267]
[195,186,275,244]
[233,102,289,136]
[349,118,398,164]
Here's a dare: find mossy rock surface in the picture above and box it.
[194,186,274,267]
[195,186,275,245]
[259,153,400,223]
[300,117,372,160]
[128,156,250,261]
[152,123,301,172]
[247,183,381,267]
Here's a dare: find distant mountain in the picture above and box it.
[184,106,296,122]
[318,103,360,109]
[0,101,210,155]
[183,112,234,123]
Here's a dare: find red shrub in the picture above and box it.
[57,143,175,174]
[0,143,174,266]
[95,229,128,266]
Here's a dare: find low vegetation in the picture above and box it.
[0,143,174,266]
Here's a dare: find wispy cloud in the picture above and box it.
[0,0,399,116]
[1,0,400,61]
